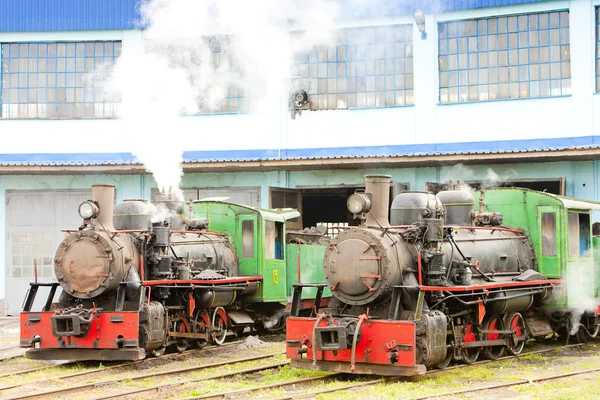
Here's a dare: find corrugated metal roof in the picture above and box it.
[0,141,599,167]
[0,0,553,32]
[0,0,140,32]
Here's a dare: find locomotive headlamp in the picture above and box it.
[78,201,100,220]
[347,193,372,214]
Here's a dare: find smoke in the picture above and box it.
[151,203,172,224]
[263,308,288,329]
[99,0,339,200]
[566,251,599,335]
[439,164,519,192]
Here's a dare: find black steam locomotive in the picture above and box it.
[286,175,600,375]
[20,184,283,360]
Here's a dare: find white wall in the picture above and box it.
[0,1,598,157]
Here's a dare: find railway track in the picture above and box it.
[2,341,594,400]
[185,342,590,400]
[0,339,246,389]
[409,367,600,399]
[0,346,25,363]
[3,351,285,400]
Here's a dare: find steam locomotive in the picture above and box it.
[286,175,600,375]
[20,184,328,361]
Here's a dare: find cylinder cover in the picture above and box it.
[323,228,413,306]
[54,230,139,299]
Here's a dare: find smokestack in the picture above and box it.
[92,184,115,231]
[365,175,391,227]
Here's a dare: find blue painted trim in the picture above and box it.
[0,0,554,32]
[0,135,599,165]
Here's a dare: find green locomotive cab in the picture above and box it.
[476,188,600,312]
[189,200,330,305]
[191,200,297,302]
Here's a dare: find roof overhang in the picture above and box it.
[1,147,600,175]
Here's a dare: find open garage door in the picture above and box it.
[270,182,408,234]
[4,190,91,315]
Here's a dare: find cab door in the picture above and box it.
[262,220,287,301]
[236,214,258,277]
[538,207,561,278]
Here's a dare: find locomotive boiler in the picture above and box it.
[286,175,596,375]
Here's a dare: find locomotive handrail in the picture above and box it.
[141,277,263,285]
[418,279,563,292]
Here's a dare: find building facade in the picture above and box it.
[2,0,600,314]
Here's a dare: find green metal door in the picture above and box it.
[236,214,259,277]
[538,207,561,278]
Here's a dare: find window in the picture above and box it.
[0,41,121,119]
[291,24,414,110]
[439,11,570,103]
[568,212,591,257]
[541,212,556,256]
[145,36,248,114]
[241,220,254,258]
[12,232,54,278]
[596,7,600,91]
[265,221,284,260]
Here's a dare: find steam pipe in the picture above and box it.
[92,184,115,231]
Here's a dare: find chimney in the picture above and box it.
[365,175,391,227]
[92,184,115,231]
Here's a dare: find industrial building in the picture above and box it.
[1,0,600,314]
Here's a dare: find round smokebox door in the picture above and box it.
[327,238,381,296]
[55,233,111,298]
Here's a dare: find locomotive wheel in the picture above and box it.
[191,310,210,349]
[211,307,228,345]
[175,323,189,353]
[461,325,480,364]
[151,346,166,357]
[575,314,600,343]
[504,313,526,355]
[482,315,505,360]
[171,317,191,353]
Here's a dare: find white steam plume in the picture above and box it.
[566,250,599,336]
[99,0,339,200]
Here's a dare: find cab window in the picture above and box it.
[265,221,284,260]
[541,212,557,256]
[568,212,591,257]
[242,220,254,258]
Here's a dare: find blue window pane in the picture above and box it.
[292,24,413,109]
[440,10,571,104]
[0,40,121,119]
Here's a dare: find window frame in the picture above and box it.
[0,40,122,120]
[438,10,571,104]
[290,24,415,110]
